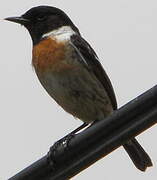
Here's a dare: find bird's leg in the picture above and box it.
[62,123,89,148]
[70,122,89,134]
[51,123,89,154]
[60,123,89,144]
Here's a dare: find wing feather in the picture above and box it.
[71,35,117,110]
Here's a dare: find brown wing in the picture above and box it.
[71,34,117,110]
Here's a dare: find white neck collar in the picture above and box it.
[42,26,76,42]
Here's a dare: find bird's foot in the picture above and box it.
[48,133,75,170]
[59,133,75,149]
[51,133,75,154]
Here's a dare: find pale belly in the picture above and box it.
[36,67,113,123]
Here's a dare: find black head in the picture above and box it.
[5,6,80,45]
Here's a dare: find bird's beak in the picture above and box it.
[4,16,30,25]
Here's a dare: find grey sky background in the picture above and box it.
[0,0,157,179]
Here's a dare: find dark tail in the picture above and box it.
[123,138,153,171]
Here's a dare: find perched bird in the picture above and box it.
[5,6,152,171]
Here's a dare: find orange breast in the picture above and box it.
[32,37,72,73]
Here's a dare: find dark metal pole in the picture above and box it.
[9,85,157,180]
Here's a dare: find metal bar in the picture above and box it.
[9,85,157,180]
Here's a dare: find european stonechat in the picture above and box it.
[5,6,152,171]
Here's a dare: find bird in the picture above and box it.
[5,6,152,171]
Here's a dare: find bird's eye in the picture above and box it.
[37,16,46,21]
